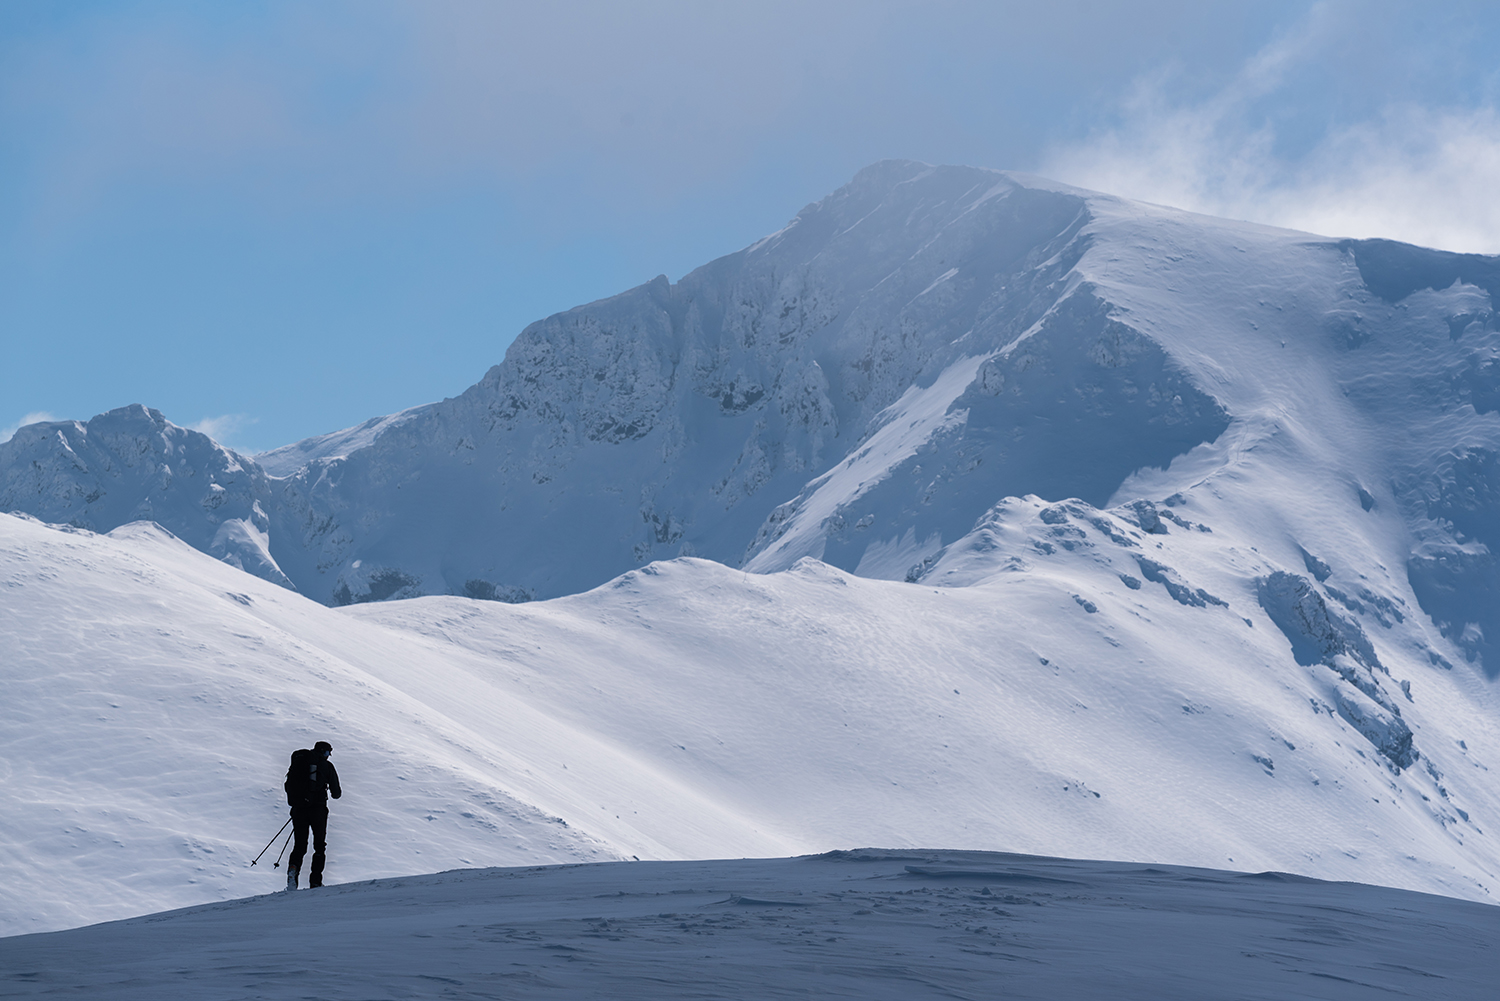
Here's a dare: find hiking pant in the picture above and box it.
[288,804,329,885]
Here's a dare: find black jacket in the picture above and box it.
[285,749,342,807]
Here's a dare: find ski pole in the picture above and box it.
[273,827,295,869]
[250,817,293,867]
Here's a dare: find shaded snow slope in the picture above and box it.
[6,851,1496,1001]
[4,510,1498,936]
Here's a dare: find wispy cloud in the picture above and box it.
[186,413,257,446]
[1042,3,1500,253]
[1,411,61,444]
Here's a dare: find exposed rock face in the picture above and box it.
[1257,571,1417,770]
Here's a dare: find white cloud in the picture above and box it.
[186,414,256,446]
[1,411,61,444]
[1042,4,1500,254]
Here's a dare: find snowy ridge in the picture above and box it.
[0,406,289,588]
[252,403,437,477]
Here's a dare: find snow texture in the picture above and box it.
[3,850,1496,1000]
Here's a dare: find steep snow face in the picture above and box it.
[264,163,1129,605]
[741,289,1229,575]
[4,511,1499,935]
[0,164,1225,606]
[0,406,288,588]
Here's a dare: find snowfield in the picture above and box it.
[5,850,1497,1001]
[2,506,1497,937]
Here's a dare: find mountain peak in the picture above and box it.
[4,162,1500,669]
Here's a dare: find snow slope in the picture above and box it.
[5,850,1496,1000]
[4,509,1498,936]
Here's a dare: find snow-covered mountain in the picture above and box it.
[7,161,1500,934]
[262,163,1230,607]
[7,163,1500,673]
[0,406,288,587]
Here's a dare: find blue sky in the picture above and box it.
[4,0,1500,452]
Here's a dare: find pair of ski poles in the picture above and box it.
[250,816,295,869]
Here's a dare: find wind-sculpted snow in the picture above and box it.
[4,509,1499,936]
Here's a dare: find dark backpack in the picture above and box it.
[284,748,321,805]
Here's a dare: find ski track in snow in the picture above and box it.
[3,850,1495,1000]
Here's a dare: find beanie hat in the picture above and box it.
[313,741,333,754]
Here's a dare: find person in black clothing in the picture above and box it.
[284,740,341,890]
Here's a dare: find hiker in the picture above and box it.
[284,740,341,889]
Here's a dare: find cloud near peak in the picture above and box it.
[1042,4,1500,254]
[1,411,61,444]
[186,413,257,447]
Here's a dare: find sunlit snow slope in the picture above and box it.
[3,508,1498,936]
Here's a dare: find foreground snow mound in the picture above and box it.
[3,851,1496,1000]
[4,511,1498,935]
